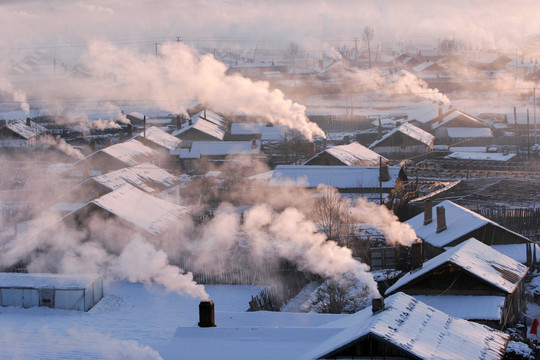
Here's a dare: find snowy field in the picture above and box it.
[0,281,265,359]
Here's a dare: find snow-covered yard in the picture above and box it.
[0,281,264,359]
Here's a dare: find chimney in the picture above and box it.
[26,118,31,127]
[143,115,146,138]
[189,117,193,126]
[198,300,216,327]
[203,109,207,119]
[323,138,327,150]
[424,199,433,225]
[410,241,423,270]
[372,297,384,314]
[436,206,447,233]
[127,124,133,138]
[251,139,257,149]
[437,106,443,122]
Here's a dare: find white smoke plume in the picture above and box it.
[0,77,30,114]
[81,41,325,141]
[348,68,451,105]
[91,118,121,130]
[34,134,85,160]
[350,197,417,246]
[114,236,209,300]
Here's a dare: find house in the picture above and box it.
[250,165,406,202]
[58,162,182,204]
[369,122,435,159]
[172,140,265,173]
[66,184,190,252]
[0,272,103,312]
[303,142,387,166]
[431,109,493,144]
[73,139,159,177]
[385,238,529,328]
[171,110,227,147]
[135,126,182,166]
[406,200,538,264]
[168,293,509,360]
[0,118,47,147]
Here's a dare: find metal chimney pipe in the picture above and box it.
[198,300,216,327]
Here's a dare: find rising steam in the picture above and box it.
[350,197,417,246]
[81,41,325,141]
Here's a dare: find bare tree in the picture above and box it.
[287,41,299,86]
[362,26,374,68]
[311,185,353,245]
[438,39,457,57]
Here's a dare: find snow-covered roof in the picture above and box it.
[308,292,509,360]
[0,272,100,290]
[405,200,529,248]
[432,109,486,129]
[445,151,514,161]
[172,110,226,141]
[250,165,401,189]
[386,238,529,295]
[412,61,436,72]
[413,295,505,321]
[137,126,182,150]
[92,163,178,193]
[369,122,435,148]
[305,142,386,166]
[230,122,264,135]
[4,119,47,140]
[100,139,159,167]
[492,243,540,264]
[445,127,493,138]
[91,184,189,236]
[261,123,290,141]
[173,140,261,159]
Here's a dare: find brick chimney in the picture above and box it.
[436,206,447,233]
[372,297,384,314]
[437,107,443,122]
[26,118,31,127]
[198,300,216,327]
[410,241,423,270]
[424,199,433,225]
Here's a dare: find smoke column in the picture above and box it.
[350,197,417,246]
[81,41,325,141]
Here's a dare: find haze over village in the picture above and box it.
[2,1,540,359]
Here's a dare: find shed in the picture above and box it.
[0,272,103,312]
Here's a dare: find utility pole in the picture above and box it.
[534,88,537,145]
[176,36,182,43]
[527,109,530,159]
[354,37,359,59]
[154,43,160,58]
[514,106,519,155]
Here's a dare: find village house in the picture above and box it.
[0,118,47,148]
[406,199,538,265]
[171,109,227,148]
[369,122,435,159]
[249,165,407,202]
[431,108,493,145]
[227,122,264,141]
[385,238,529,328]
[172,140,265,174]
[135,126,182,168]
[56,162,182,205]
[303,141,387,166]
[73,139,159,178]
[65,184,190,253]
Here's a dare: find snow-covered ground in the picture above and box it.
[0,281,264,359]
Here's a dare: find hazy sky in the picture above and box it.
[1,0,539,61]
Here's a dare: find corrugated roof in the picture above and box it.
[308,292,509,360]
[306,142,386,166]
[432,109,486,129]
[100,140,159,166]
[370,122,435,148]
[385,238,529,295]
[92,162,178,193]
[413,295,505,321]
[445,127,493,138]
[0,273,100,290]
[137,126,181,150]
[172,110,226,141]
[5,120,47,140]
[92,184,189,236]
